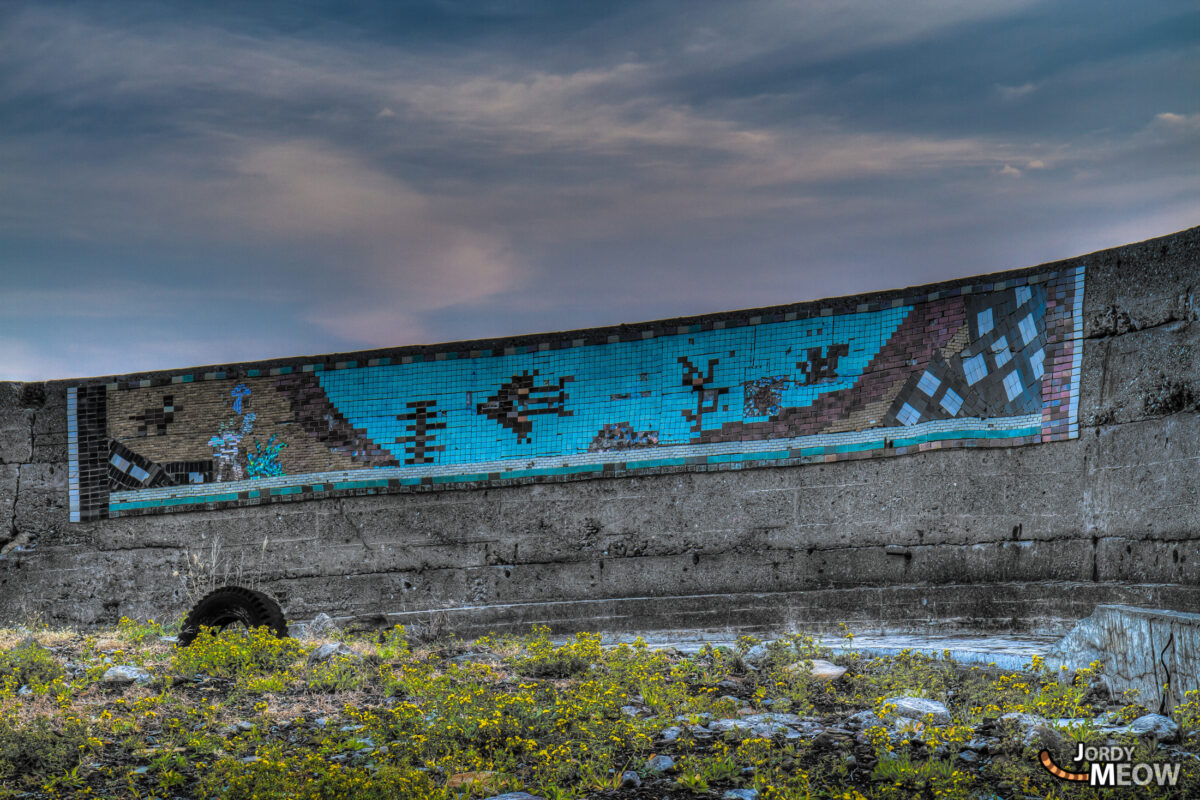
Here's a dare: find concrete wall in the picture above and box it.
[1,226,1197,635]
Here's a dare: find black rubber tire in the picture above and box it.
[177,586,289,647]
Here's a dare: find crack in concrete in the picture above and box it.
[1158,628,1175,714]
[1084,306,1197,340]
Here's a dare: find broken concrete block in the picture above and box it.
[1047,605,1200,713]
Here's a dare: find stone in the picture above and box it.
[306,642,357,666]
[675,712,713,725]
[298,612,339,641]
[997,712,1049,730]
[743,643,771,667]
[881,696,951,725]
[846,710,884,730]
[480,794,544,800]
[16,685,31,696]
[235,720,255,732]
[661,725,683,741]
[724,790,759,800]
[102,665,151,685]
[620,705,642,717]
[619,770,641,788]
[1023,724,1070,758]
[1046,605,1200,713]
[785,658,847,682]
[739,712,808,727]
[1126,713,1181,742]
[646,754,675,773]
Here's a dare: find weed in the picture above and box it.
[0,715,90,792]
[0,637,64,690]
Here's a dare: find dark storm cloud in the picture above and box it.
[0,0,1196,379]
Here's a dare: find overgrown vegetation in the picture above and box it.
[0,619,1195,799]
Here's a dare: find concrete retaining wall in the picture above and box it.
[1,226,1197,635]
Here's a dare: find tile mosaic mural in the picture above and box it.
[67,265,1085,521]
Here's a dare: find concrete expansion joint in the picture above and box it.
[93,542,187,554]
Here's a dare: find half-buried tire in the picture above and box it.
[177,586,289,647]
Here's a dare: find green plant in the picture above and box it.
[170,624,305,678]
[116,616,166,645]
[0,715,90,791]
[675,770,711,794]
[0,638,64,690]
[306,655,370,692]
[871,755,970,797]
[515,627,602,678]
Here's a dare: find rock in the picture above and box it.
[743,643,770,667]
[661,726,683,741]
[645,754,675,773]
[102,665,151,685]
[739,712,808,727]
[620,705,642,717]
[846,710,884,730]
[1046,605,1200,713]
[1127,713,1180,742]
[16,685,31,696]
[1023,724,1070,758]
[724,790,759,800]
[958,750,980,764]
[881,696,951,725]
[997,712,1049,730]
[964,738,990,752]
[619,770,641,788]
[675,712,713,725]
[708,713,820,738]
[298,612,339,641]
[784,659,847,682]
[306,642,357,666]
[480,794,544,800]
[235,720,255,732]
[717,678,742,691]
[812,729,853,748]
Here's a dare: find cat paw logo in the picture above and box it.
[1039,745,1182,787]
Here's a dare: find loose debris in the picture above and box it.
[0,620,1196,798]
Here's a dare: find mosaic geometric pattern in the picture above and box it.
[66,265,1085,521]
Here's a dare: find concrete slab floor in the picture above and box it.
[591,630,1060,672]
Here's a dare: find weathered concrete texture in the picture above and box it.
[0,383,34,465]
[1,226,1199,633]
[1081,321,1200,427]
[1047,605,1200,713]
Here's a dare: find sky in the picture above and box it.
[1,1,1196,381]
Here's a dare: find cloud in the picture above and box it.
[0,2,1196,380]
[998,82,1037,100]
[1153,112,1200,131]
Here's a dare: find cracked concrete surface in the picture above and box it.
[0,226,1198,632]
[1048,605,1200,713]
